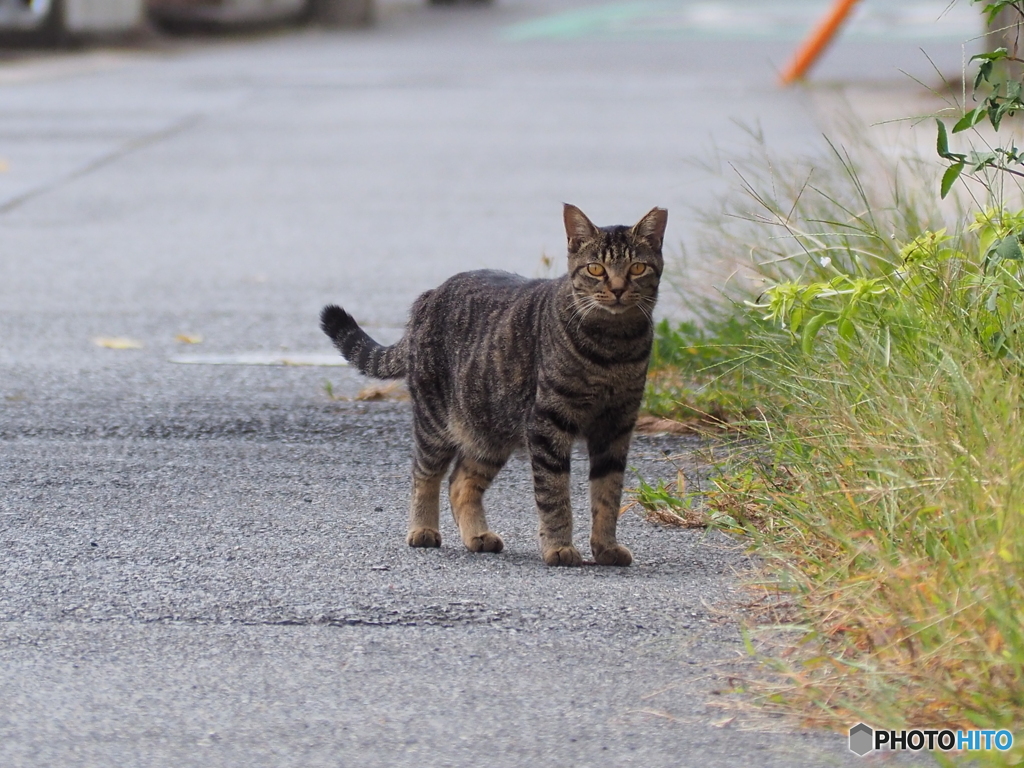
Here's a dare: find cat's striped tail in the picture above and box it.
[320,305,407,379]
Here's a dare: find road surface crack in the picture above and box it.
[0,113,204,216]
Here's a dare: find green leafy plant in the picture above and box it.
[636,112,1024,762]
[938,1,1024,196]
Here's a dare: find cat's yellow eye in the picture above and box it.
[628,263,647,276]
[586,263,606,277]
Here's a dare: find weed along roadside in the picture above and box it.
[631,2,1024,763]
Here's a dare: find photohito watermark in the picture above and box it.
[849,723,1014,756]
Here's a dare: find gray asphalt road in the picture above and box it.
[0,1,966,765]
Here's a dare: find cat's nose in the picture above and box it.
[610,287,626,299]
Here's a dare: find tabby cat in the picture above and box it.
[321,204,667,566]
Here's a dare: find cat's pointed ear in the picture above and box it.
[631,207,668,251]
[563,204,600,252]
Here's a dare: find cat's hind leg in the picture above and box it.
[407,423,455,549]
[448,453,507,553]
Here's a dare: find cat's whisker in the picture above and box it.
[636,297,656,325]
[566,300,589,333]
[581,298,602,327]
[569,296,602,332]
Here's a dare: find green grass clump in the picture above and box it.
[643,314,770,427]
[644,134,1024,763]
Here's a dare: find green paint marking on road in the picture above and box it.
[503,1,980,43]
[503,1,662,41]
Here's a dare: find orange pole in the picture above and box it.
[779,0,862,85]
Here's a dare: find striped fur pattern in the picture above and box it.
[320,305,408,379]
[320,204,667,566]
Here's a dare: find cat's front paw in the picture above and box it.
[407,528,442,548]
[542,545,583,567]
[592,542,633,566]
[466,532,504,553]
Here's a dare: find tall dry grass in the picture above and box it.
[646,128,1024,764]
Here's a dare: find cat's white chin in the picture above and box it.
[598,302,633,315]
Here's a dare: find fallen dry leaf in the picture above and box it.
[355,382,409,402]
[93,337,143,350]
[634,414,696,435]
[174,334,203,344]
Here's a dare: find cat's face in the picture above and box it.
[564,204,667,318]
